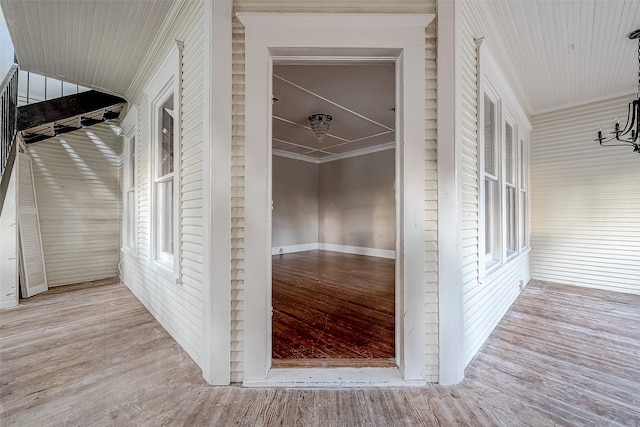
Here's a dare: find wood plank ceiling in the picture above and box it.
[481,0,640,114]
[0,0,174,97]
[2,0,640,125]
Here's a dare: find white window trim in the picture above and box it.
[503,108,518,260]
[120,105,138,255]
[477,39,531,280]
[145,40,183,281]
[518,132,530,250]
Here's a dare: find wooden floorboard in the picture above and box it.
[272,250,395,360]
[1,278,639,426]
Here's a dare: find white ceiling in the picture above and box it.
[480,0,640,114]
[0,0,174,97]
[272,63,396,161]
[2,0,640,137]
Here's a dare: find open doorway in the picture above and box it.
[270,63,397,367]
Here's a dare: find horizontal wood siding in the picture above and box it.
[459,1,532,366]
[230,14,245,384]
[28,123,120,286]
[530,94,640,295]
[231,0,437,383]
[424,13,438,382]
[120,0,205,368]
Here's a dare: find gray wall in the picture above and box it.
[319,150,395,250]
[272,155,318,247]
[272,149,395,250]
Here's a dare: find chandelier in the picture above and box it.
[596,29,640,155]
[308,113,333,143]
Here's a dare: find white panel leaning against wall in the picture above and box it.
[120,105,138,255]
[477,38,532,280]
[144,40,183,282]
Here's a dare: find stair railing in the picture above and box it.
[1,64,19,178]
[1,64,19,215]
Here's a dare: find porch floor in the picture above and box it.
[1,279,639,426]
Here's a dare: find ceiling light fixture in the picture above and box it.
[596,29,640,156]
[308,113,333,143]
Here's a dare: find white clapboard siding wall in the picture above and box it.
[530,94,640,295]
[17,152,47,296]
[27,125,119,287]
[231,0,438,383]
[119,0,205,368]
[459,1,532,366]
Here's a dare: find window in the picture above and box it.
[156,94,175,263]
[478,41,531,276]
[505,119,517,256]
[124,133,137,251]
[483,92,500,265]
[120,105,138,253]
[519,136,529,249]
[145,41,182,277]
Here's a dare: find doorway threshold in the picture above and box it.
[244,365,426,388]
[272,358,397,369]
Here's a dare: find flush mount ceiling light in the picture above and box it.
[308,113,333,143]
[596,29,640,156]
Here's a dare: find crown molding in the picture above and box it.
[273,141,395,164]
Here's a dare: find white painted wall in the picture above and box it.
[458,0,532,366]
[119,0,205,369]
[28,123,121,286]
[0,165,18,308]
[531,94,640,295]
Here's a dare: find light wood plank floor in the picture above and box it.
[272,250,394,361]
[1,278,639,426]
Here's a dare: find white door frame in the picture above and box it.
[238,12,433,386]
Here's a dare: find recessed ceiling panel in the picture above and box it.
[272,63,396,158]
[274,63,396,128]
[273,77,391,143]
[325,133,396,155]
[272,138,313,155]
[273,118,345,150]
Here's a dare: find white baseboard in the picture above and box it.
[271,242,395,259]
[0,299,19,310]
[319,243,395,259]
[271,243,319,255]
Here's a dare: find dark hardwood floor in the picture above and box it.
[272,250,395,361]
[1,278,640,425]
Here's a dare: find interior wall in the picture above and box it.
[272,155,318,248]
[119,0,205,368]
[28,123,121,286]
[272,149,395,252]
[530,94,640,295]
[318,149,395,250]
[459,0,532,366]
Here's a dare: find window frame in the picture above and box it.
[145,41,183,279]
[481,85,501,268]
[477,40,531,279]
[120,105,138,255]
